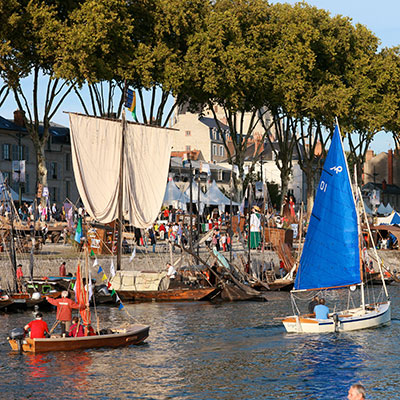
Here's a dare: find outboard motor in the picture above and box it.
[9,328,26,354]
[332,313,340,333]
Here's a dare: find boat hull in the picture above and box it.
[117,287,219,302]
[8,324,149,353]
[282,302,391,333]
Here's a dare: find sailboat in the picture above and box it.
[282,124,391,333]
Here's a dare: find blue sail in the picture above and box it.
[294,125,361,290]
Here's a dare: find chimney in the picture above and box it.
[388,149,393,185]
[13,110,25,127]
[365,149,374,162]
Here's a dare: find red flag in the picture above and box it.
[75,264,91,335]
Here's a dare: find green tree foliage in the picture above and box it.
[0,0,80,191]
[185,0,273,195]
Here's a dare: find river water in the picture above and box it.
[1,284,399,400]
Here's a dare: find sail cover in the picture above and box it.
[69,113,173,228]
[294,125,361,291]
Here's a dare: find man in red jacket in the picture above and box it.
[24,312,49,339]
[46,291,82,335]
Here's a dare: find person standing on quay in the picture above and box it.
[46,291,81,335]
[59,261,66,277]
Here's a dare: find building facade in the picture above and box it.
[0,111,79,205]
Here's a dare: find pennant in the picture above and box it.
[90,249,95,256]
[87,269,93,301]
[125,88,137,121]
[74,216,82,243]
[97,266,103,274]
[129,246,136,262]
[115,294,120,302]
[111,289,116,296]
[107,282,112,289]
[101,273,107,281]
[110,260,116,278]
[118,303,124,310]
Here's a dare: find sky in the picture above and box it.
[1,0,399,153]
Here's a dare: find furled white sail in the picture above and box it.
[69,113,173,228]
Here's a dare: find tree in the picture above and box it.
[185,0,274,197]
[57,0,210,126]
[0,0,80,193]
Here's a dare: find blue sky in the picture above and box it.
[1,1,398,153]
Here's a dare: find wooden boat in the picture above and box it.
[282,123,391,333]
[8,324,149,353]
[0,297,14,310]
[117,287,219,302]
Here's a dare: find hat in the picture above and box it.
[252,206,261,212]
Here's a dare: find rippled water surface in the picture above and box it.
[1,284,400,399]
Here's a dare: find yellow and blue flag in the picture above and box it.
[125,88,137,121]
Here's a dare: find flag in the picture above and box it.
[102,273,107,281]
[75,264,91,329]
[118,303,124,310]
[93,258,98,267]
[74,217,82,243]
[97,266,103,274]
[110,260,116,278]
[129,246,136,262]
[125,88,137,121]
[87,269,93,301]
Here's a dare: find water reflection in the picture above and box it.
[0,285,399,399]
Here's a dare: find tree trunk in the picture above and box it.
[305,170,315,221]
[279,168,290,214]
[35,141,48,195]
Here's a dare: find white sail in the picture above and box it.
[69,113,173,228]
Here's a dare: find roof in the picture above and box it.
[0,116,70,144]
[199,117,229,130]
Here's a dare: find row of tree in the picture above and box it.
[0,0,399,214]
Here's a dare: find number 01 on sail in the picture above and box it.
[282,124,391,333]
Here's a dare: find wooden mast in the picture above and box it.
[117,109,126,271]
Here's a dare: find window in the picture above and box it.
[186,145,191,152]
[65,153,71,171]
[185,130,191,137]
[219,145,224,156]
[24,173,29,193]
[3,171,10,183]
[213,144,217,156]
[11,144,27,161]
[65,180,70,198]
[50,187,59,202]
[50,162,58,179]
[2,144,10,160]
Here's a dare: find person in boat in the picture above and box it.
[46,290,82,335]
[69,316,84,337]
[308,295,319,314]
[347,383,366,400]
[314,298,330,319]
[166,263,177,280]
[59,261,66,277]
[24,312,49,339]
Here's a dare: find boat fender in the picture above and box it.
[332,313,340,332]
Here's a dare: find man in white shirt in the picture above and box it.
[166,263,177,279]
